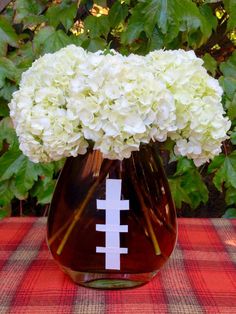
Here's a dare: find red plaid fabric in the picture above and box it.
[0,217,235,314]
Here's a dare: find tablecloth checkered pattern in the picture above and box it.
[0,217,235,314]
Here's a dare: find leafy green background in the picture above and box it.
[0,0,235,218]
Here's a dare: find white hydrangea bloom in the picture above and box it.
[9,45,230,166]
[146,49,231,165]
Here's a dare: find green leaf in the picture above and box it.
[120,1,145,44]
[0,57,21,88]
[22,15,47,29]
[143,0,168,35]
[109,1,128,28]
[121,0,215,47]
[208,154,225,173]
[36,162,55,179]
[202,53,217,76]
[174,157,194,176]
[222,207,236,218]
[0,144,24,181]
[174,0,215,46]
[31,178,56,204]
[223,0,236,31]
[0,205,11,219]
[83,38,107,52]
[96,0,107,6]
[8,41,34,74]
[33,27,73,56]
[53,158,65,173]
[230,129,236,144]
[121,21,144,44]
[30,160,57,204]
[9,179,28,200]
[219,52,236,114]
[14,0,45,24]
[0,99,10,117]
[225,186,236,205]
[199,4,217,32]
[46,2,77,32]
[219,76,236,100]
[0,180,14,206]
[15,158,41,195]
[162,23,180,48]
[0,15,19,50]
[0,41,8,57]
[0,177,29,206]
[0,141,55,200]
[149,27,164,50]
[208,152,236,191]
[169,158,208,209]
[0,117,17,150]
[168,177,192,209]
[180,174,208,209]
[220,51,236,79]
[227,94,236,120]
[0,82,17,101]
[171,1,197,31]
[121,0,168,44]
[84,15,110,39]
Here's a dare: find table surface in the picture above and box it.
[0,217,235,314]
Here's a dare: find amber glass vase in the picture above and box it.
[47,143,177,289]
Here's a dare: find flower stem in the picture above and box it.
[47,215,74,246]
[56,178,100,255]
[55,159,114,256]
[130,156,161,255]
[135,184,161,255]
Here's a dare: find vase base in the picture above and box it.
[62,266,158,289]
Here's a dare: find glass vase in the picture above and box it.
[47,143,177,289]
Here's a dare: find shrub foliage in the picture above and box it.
[0,0,235,217]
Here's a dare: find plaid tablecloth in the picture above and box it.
[0,217,235,314]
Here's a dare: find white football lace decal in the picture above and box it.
[96,179,129,270]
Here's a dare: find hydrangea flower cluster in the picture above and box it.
[9,45,231,166]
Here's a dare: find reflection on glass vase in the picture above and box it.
[47,143,177,289]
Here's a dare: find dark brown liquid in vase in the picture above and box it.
[47,144,177,278]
